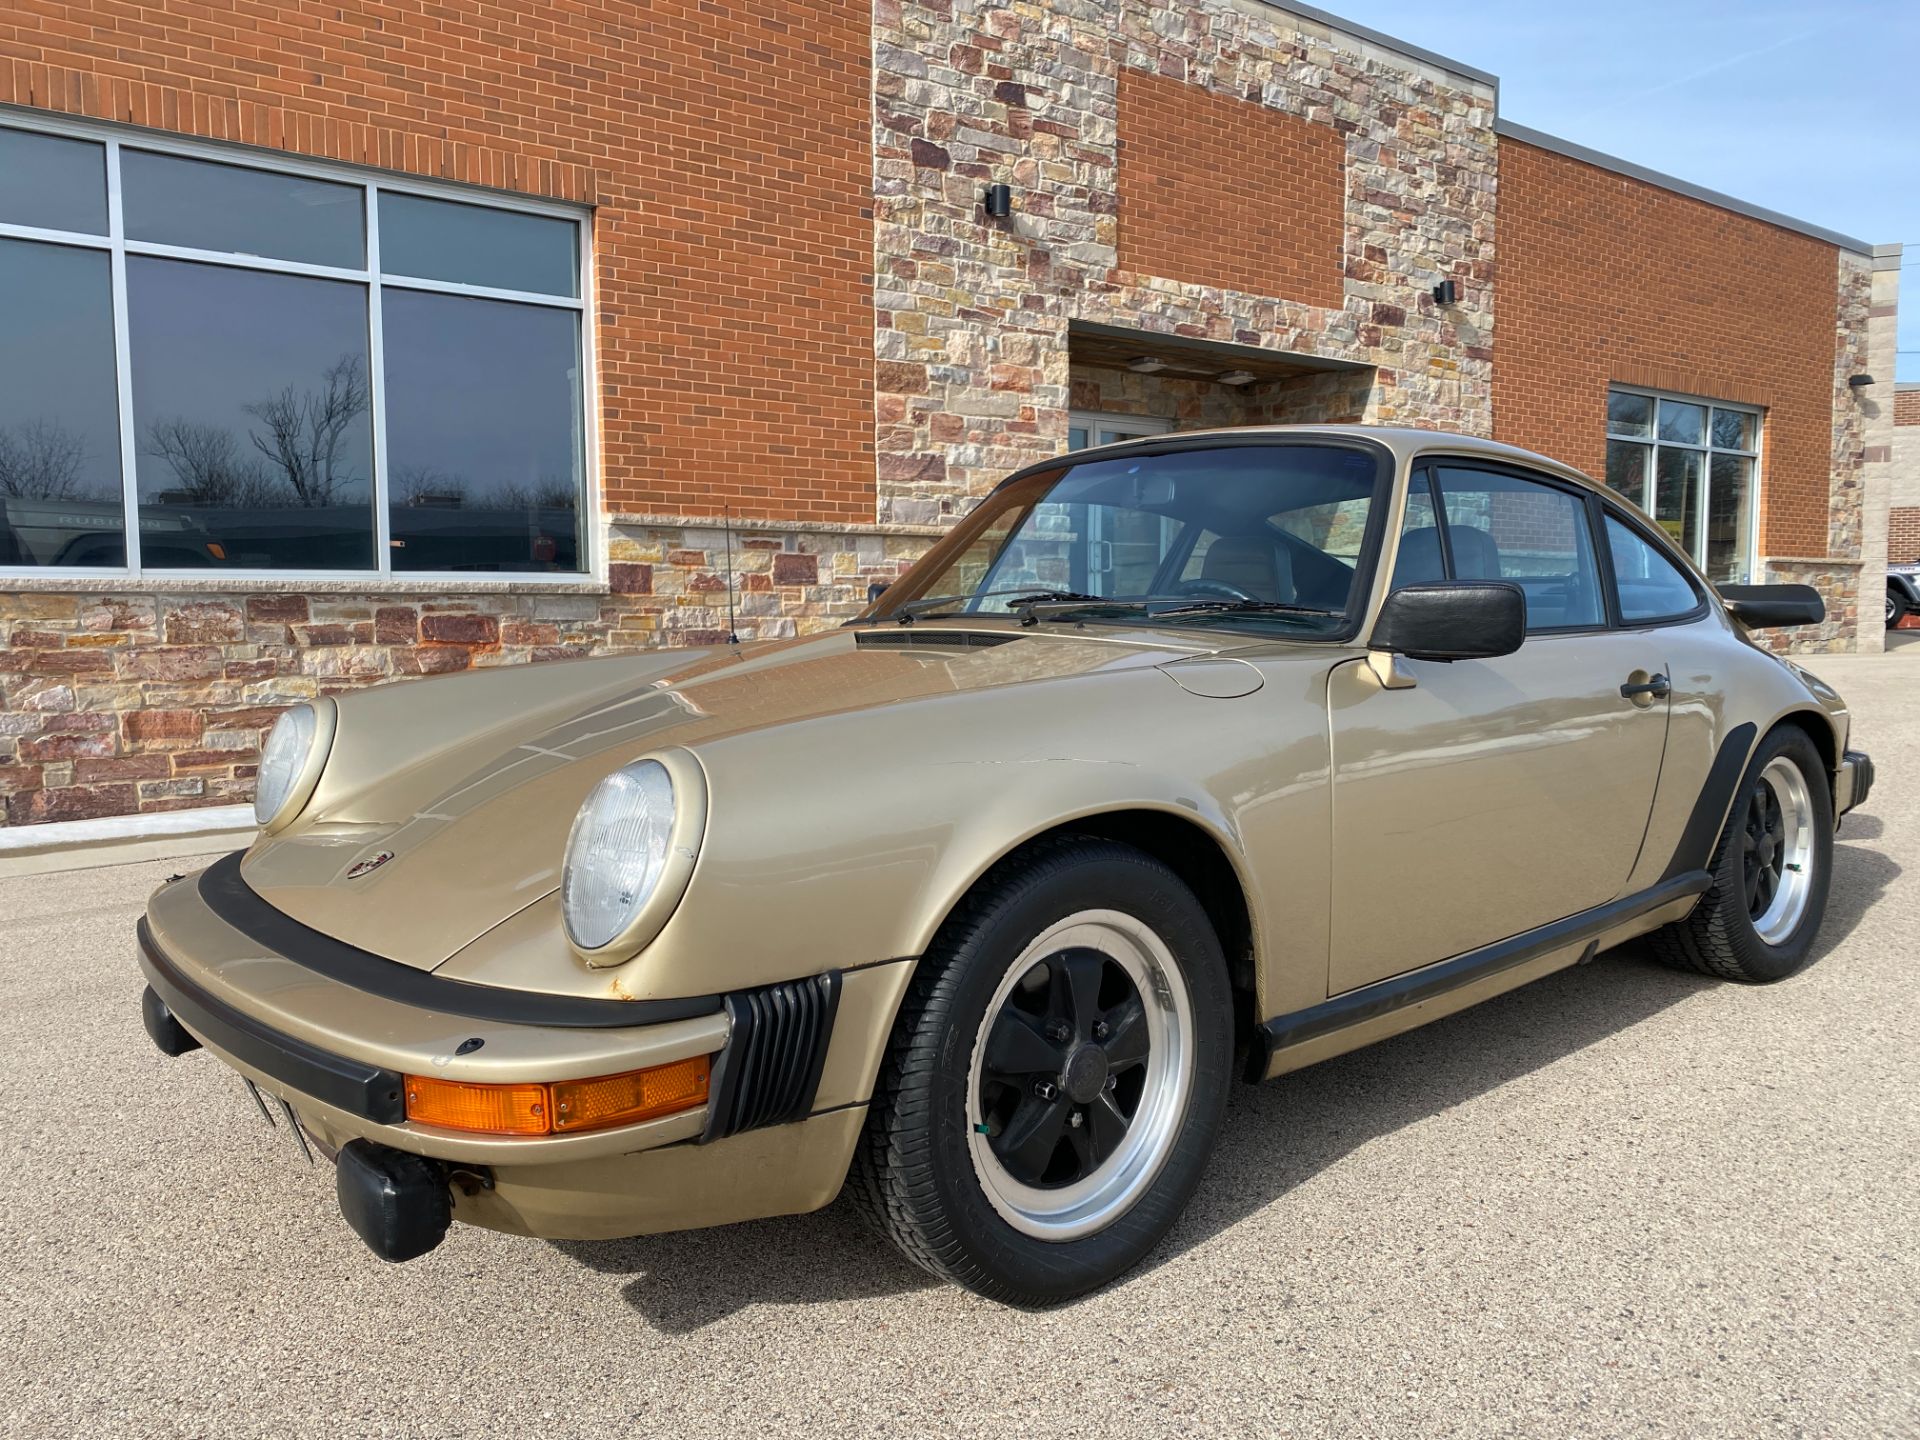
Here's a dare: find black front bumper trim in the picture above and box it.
[195,852,724,1030]
[139,919,406,1124]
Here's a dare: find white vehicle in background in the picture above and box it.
[1888,561,1920,630]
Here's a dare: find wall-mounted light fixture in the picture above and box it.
[983,183,1013,219]
[1127,356,1168,374]
[1217,370,1258,387]
[1431,279,1460,306]
[1848,373,1876,388]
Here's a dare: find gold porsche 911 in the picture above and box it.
[138,426,1874,1304]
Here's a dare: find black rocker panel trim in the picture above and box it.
[701,970,842,1142]
[140,918,406,1123]
[1658,721,1758,884]
[1248,870,1712,1080]
[196,851,722,1029]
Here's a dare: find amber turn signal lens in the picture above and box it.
[403,1076,549,1135]
[402,1055,711,1137]
[552,1055,709,1133]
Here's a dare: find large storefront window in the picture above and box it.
[1604,387,1759,584]
[0,116,589,576]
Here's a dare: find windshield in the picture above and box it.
[863,440,1388,636]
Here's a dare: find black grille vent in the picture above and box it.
[701,971,842,1141]
[854,629,1016,649]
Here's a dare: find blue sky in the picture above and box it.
[1331,0,1919,379]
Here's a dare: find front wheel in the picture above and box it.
[1645,726,1833,983]
[850,837,1233,1304]
[1888,585,1909,631]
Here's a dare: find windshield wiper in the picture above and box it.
[1010,594,1156,626]
[1146,599,1338,621]
[888,588,1108,624]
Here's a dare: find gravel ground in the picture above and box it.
[2,645,1916,1439]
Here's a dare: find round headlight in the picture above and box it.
[562,758,681,952]
[255,704,320,827]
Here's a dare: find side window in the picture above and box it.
[1432,465,1605,631]
[1606,515,1700,623]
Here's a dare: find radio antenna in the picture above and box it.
[722,505,740,645]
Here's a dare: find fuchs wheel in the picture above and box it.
[849,836,1232,1304]
[1889,585,1909,630]
[1645,726,1833,983]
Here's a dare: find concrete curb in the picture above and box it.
[0,805,255,878]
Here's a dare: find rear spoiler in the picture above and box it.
[1717,583,1825,629]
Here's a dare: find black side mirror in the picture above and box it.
[1370,582,1526,661]
[867,581,890,603]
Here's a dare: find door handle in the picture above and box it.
[1620,674,1671,699]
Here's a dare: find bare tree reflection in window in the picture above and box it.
[145,418,278,506]
[0,418,91,500]
[241,355,369,507]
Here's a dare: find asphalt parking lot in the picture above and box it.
[2,646,1916,1438]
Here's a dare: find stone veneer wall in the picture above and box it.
[0,520,928,825]
[1066,364,1372,430]
[1754,250,1875,655]
[872,0,1500,525]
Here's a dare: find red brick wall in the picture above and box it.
[1492,138,1840,559]
[0,0,874,524]
[1891,510,1920,565]
[1895,394,1919,564]
[1116,68,1345,308]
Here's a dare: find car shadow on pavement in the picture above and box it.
[556,833,1897,1328]
[1811,817,1896,962]
[553,1202,939,1332]
[1132,829,1900,1290]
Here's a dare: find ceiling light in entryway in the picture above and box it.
[1127,356,1168,374]
[1217,370,1257,386]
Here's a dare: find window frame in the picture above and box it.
[1067,411,1175,450]
[1409,453,1713,636]
[867,433,1397,644]
[0,110,598,583]
[1603,384,1761,586]
[1409,458,1614,638]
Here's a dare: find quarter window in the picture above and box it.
[0,116,589,576]
[1605,516,1700,624]
[1605,387,1759,584]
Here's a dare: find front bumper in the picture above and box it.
[1837,748,1874,819]
[136,860,912,1251]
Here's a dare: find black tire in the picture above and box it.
[849,836,1233,1305]
[1644,725,1833,983]
[1888,585,1909,631]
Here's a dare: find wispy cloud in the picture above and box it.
[1570,23,1822,119]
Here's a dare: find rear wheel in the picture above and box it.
[850,837,1232,1304]
[1645,726,1832,983]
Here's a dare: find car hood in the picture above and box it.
[238,624,1220,969]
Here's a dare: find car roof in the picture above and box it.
[1020,423,1605,495]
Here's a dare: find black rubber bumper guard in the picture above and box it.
[138,919,844,1261]
[1843,749,1874,815]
